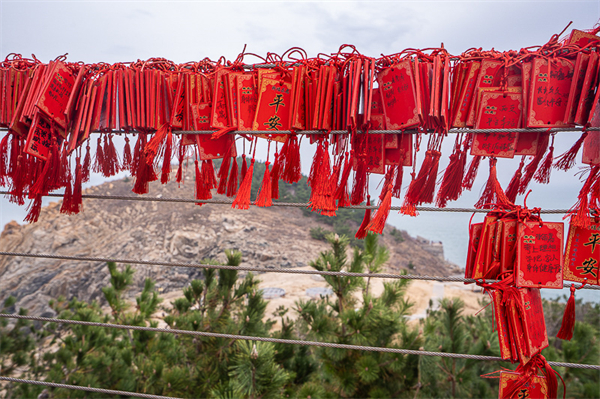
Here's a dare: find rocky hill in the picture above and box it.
[0,170,459,317]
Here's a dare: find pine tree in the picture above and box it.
[295,232,416,398]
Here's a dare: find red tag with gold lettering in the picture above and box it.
[253,77,292,142]
[563,219,600,285]
[36,61,75,131]
[499,371,549,399]
[24,112,53,160]
[516,221,564,288]
[465,222,483,279]
[471,91,522,158]
[527,58,573,127]
[237,73,257,131]
[377,60,420,130]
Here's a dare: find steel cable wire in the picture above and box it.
[1,251,598,290]
[1,314,598,370]
[0,376,180,399]
[0,191,574,214]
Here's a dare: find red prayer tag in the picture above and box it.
[253,77,292,142]
[515,132,540,156]
[500,219,518,274]
[377,60,420,130]
[384,133,412,167]
[516,221,564,289]
[196,134,236,161]
[353,134,385,174]
[210,69,230,129]
[490,290,517,361]
[499,371,549,399]
[518,287,549,357]
[575,52,599,125]
[581,130,600,165]
[565,52,590,124]
[35,61,75,130]
[465,222,483,279]
[467,59,503,127]
[24,112,53,160]
[237,73,258,131]
[527,58,573,127]
[472,91,522,158]
[472,215,498,279]
[567,29,600,48]
[563,220,600,285]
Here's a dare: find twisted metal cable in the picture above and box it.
[0,251,598,291]
[0,191,573,214]
[1,314,598,370]
[0,376,180,399]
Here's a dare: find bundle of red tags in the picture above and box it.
[465,197,599,398]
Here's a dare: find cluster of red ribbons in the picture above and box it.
[0,25,598,231]
[471,204,599,397]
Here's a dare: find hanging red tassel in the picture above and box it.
[380,167,394,202]
[132,135,157,195]
[271,152,281,200]
[0,133,10,186]
[57,145,70,188]
[175,140,185,185]
[145,123,170,165]
[557,284,580,341]
[30,138,60,196]
[122,136,132,171]
[217,144,233,195]
[232,158,255,210]
[436,144,467,207]
[240,154,248,182]
[281,135,302,184]
[335,152,352,207]
[71,158,83,214]
[60,176,74,215]
[160,129,173,184]
[505,156,525,204]
[554,132,588,171]
[9,152,28,206]
[103,134,120,177]
[82,144,91,183]
[350,158,368,206]
[368,186,392,235]
[462,155,482,191]
[202,160,217,190]
[355,196,372,239]
[24,194,43,223]
[474,158,512,209]
[130,135,142,176]
[518,132,550,195]
[92,136,104,174]
[534,135,555,184]
[566,166,599,228]
[194,160,211,205]
[419,150,441,204]
[309,140,334,214]
[256,161,273,207]
[392,164,404,199]
[401,150,434,214]
[226,156,239,197]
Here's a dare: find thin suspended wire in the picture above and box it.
[0,376,180,399]
[0,191,573,214]
[0,251,597,290]
[1,314,598,370]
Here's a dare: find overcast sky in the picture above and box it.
[1,1,599,265]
